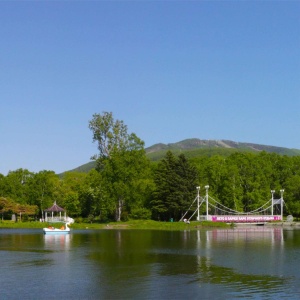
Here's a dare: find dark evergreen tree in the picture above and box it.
[175,154,199,218]
[151,151,198,221]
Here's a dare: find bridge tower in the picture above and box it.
[205,185,209,220]
[271,189,284,219]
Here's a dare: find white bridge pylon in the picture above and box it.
[180,187,285,223]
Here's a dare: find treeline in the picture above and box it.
[1,112,300,222]
[1,150,300,222]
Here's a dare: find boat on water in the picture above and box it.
[43,222,71,234]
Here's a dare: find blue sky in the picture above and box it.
[1,1,299,175]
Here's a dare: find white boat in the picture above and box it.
[43,221,72,234]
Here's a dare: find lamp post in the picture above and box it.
[196,186,200,221]
[271,190,275,216]
[280,189,284,220]
[205,185,209,220]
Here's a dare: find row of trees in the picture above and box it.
[195,152,300,217]
[1,112,300,221]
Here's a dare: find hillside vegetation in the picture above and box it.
[66,138,300,174]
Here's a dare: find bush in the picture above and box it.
[21,214,29,222]
[130,208,152,220]
[99,211,111,223]
[87,214,94,223]
[75,217,83,223]
[121,211,129,221]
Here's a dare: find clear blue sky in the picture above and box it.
[1,1,299,175]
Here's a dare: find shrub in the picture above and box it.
[130,208,152,220]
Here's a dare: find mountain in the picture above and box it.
[63,138,300,174]
[146,138,300,157]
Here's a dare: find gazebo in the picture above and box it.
[44,201,67,222]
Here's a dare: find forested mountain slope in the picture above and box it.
[66,138,300,174]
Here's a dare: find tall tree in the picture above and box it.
[151,151,177,220]
[174,154,199,217]
[151,151,198,221]
[89,112,144,162]
[89,112,152,221]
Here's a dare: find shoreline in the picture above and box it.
[1,219,300,230]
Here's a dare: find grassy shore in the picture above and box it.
[0,219,230,230]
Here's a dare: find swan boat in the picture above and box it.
[43,222,71,234]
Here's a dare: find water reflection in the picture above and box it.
[2,228,300,299]
[83,228,294,298]
[206,227,284,244]
[144,228,291,298]
[198,255,288,297]
[194,227,289,297]
[201,227,284,263]
[43,233,71,250]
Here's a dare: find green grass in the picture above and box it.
[0,220,46,229]
[0,219,230,230]
[72,219,230,230]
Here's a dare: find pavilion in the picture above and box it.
[44,201,67,222]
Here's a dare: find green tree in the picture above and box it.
[151,151,177,220]
[151,151,198,221]
[174,154,199,218]
[89,112,152,221]
[89,112,144,162]
[83,169,107,220]
[0,173,5,197]
[2,169,34,204]
[217,161,243,212]
[26,170,60,216]
[59,172,87,217]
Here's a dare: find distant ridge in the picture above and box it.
[146,138,300,155]
[63,138,300,174]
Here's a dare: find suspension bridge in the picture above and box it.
[180,186,285,223]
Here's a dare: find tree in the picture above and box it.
[80,169,108,220]
[151,151,177,220]
[89,112,144,162]
[151,151,199,221]
[173,154,199,218]
[89,112,152,221]
[0,197,38,221]
[2,169,34,204]
[59,172,87,217]
[26,171,60,215]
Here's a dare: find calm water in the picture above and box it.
[1,227,300,299]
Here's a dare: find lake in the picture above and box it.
[1,227,300,299]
